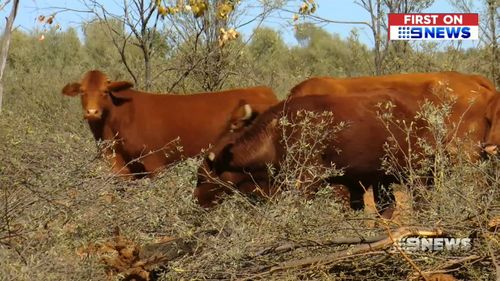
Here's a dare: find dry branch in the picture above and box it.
[253,233,390,257]
[243,226,444,279]
[0,0,19,114]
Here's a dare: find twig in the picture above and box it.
[415,255,483,278]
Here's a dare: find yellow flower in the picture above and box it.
[218,3,233,19]
[158,5,167,15]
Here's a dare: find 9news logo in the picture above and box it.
[396,237,473,252]
[389,13,479,41]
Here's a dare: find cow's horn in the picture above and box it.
[242,104,252,120]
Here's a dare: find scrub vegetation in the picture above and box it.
[0,1,499,280]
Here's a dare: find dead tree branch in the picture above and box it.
[243,226,444,279]
[0,0,19,114]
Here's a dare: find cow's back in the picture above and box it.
[289,72,494,99]
[108,87,278,171]
[290,72,496,156]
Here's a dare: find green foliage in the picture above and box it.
[9,28,84,74]
[5,28,87,117]
[83,20,131,78]
[343,29,372,76]
[290,23,362,77]
[271,110,346,193]
[243,27,291,97]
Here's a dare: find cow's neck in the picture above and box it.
[87,110,116,141]
[88,119,105,141]
[108,100,134,131]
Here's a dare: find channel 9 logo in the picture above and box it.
[396,237,473,252]
[388,13,479,41]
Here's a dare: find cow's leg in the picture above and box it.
[103,149,133,178]
[139,154,166,177]
[347,183,365,211]
[331,178,365,211]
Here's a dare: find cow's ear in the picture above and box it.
[109,92,132,106]
[62,82,81,96]
[107,81,133,92]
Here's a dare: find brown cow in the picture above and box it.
[289,71,493,99]
[195,76,496,216]
[290,72,498,157]
[195,93,410,212]
[62,70,278,178]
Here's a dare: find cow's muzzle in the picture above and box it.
[84,109,102,120]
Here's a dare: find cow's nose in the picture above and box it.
[84,109,101,119]
[86,109,99,115]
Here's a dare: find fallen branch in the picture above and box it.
[241,226,444,280]
[253,233,390,257]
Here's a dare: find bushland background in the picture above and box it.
[0,0,499,280]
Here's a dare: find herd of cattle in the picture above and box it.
[62,70,499,218]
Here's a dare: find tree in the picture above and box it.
[83,20,142,80]
[291,23,350,77]
[344,29,372,76]
[0,0,19,114]
[81,0,166,90]
[160,0,242,91]
[287,0,434,75]
[153,0,278,92]
[355,0,434,74]
[70,0,278,92]
[450,0,499,86]
[244,27,290,94]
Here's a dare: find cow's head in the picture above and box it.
[62,70,133,120]
[484,93,500,156]
[204,102,279,174]
[210,102,267,171]
[194,103,266,207]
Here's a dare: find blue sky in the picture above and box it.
[3,0,479,47]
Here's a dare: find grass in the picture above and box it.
[0,72,498,280]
